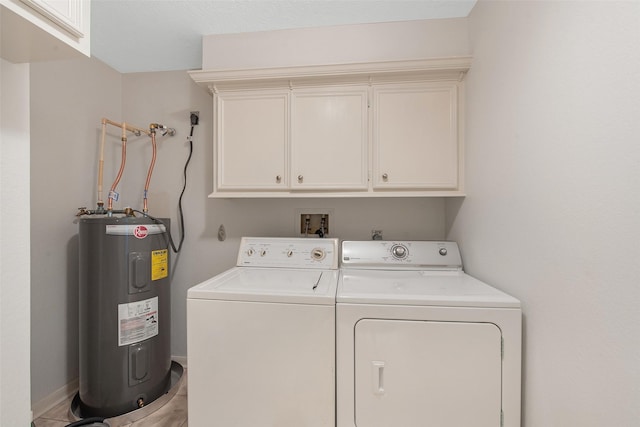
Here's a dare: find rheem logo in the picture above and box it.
[133,225,149,239]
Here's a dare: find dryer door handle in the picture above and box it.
[372,361,385,395]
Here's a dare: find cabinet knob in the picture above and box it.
[298,175,304,183]
[382,173,389,181]
[276,175,282,183]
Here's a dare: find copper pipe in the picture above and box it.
[102,117,150,137]
[98,118,172,214]
[143,131,157,213]
[99,117,149,211]
[108,122,128,212]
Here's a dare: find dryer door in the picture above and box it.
[355,319,502,427]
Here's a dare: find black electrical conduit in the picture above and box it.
[134,113,196,253]
[64,418,108,427]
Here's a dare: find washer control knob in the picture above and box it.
[246,249,255,256]
[260,250,267,257]
[311,248,326,261]
[287,250,294,257]
[391,244,408,259]
[439,248,448,256]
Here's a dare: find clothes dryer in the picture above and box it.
[187,237,339,427]
[336,241,522,427]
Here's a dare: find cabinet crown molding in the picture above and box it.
[189,57,471,92]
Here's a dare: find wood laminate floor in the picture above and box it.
[33,369,188,427]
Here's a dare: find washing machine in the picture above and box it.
[336,240,522,427]
[187,237,339,427]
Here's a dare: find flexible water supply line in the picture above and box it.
[143,129,158,214]
[304,215,311,237]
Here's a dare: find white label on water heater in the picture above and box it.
[106,224,166,237]
[118,296,159,346]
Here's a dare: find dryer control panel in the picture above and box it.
[237,237,339,269]
[341,240,462,270]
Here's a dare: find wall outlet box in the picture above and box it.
[295,209,333,238]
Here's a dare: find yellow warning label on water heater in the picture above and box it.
[151,249,168,281]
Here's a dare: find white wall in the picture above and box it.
[0,57,32,426]
[446,1,640,425]
[29,57,121,405]
[203,17,468,69]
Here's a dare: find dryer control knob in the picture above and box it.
[246,249,255,256]
[439,248,448,256]
[391,244,408,259]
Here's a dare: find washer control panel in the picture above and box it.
[237,237,339,269]
[341,240,462,270]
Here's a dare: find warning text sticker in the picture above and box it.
[118,297,159,346]
[151,249,168,281]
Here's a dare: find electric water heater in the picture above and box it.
[78,216,171,417]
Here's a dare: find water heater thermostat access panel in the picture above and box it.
[236,237,339,269]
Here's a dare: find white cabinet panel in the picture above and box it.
[216,91,288,190]
[373,83,459,189]
[291,87,368,190]
[21,0,84,37]
[355,319,502,427]
[0,0,90,61]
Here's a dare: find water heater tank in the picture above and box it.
[78,216,171,418]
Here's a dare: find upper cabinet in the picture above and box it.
[291,86,369,191]
[373,82,459,190]
[216,90,289,191]
[190,57,471,198]
[0,0,90,63]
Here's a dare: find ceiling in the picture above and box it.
[91,0,476,74]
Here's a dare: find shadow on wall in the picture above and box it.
[66,234,80,380]
[444,197,464,238]
[204,197,449,243]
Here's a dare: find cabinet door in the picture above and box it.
[373,82,459,190]
[355,319,502,427]
[291,87,368,190]
[215,91,288,191]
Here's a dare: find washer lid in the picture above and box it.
[187,267,339,305]
[337,269,520,308]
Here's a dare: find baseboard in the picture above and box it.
[31,377,78,419]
